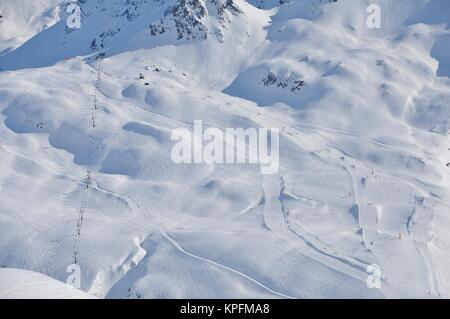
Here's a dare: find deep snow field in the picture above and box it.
[0,0,449,299]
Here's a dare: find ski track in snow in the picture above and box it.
[218,92,442,297]
[160,230,297,299]
[1,0,449,298]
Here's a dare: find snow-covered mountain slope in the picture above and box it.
[0,0,64,54]
[0,268,93,298]
[0,0,449,298]
[248,0,291,9]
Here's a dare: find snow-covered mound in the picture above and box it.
[0,0,449,299]
[0,268,93,299]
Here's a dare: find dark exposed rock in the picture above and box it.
[263,71,307,93]
[149,0,242,41]
[91,27,121,50]
[63,0,244,50]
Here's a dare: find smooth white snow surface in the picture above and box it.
[0,0,449,299]
[0,268,93,299]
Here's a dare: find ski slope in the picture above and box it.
[0,0,449,298]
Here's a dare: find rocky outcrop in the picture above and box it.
[149,0,242,41]
[263,71,306,93]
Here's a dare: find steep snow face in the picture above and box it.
[405,0,450,77]
[0,0,63,54]
[226,0,449,126]
[85,0,272,89]
[0,0,450,299]
[0,0,251,71]
[0,0,169,70]
[227,0,450,135]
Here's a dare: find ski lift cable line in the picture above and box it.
[73,56,103,265]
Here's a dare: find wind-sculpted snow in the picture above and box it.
[0,0,64,54]
[0,0,449,299]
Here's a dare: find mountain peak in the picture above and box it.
[149,0,242,41]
